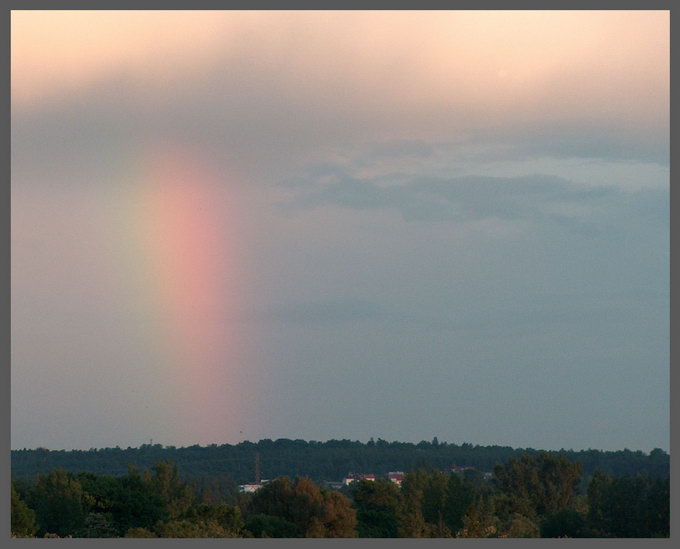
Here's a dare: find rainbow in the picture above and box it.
[117,142,244,444]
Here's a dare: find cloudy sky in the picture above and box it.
[11,10,668,452]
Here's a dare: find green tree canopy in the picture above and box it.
[444,471,475,534]
[11,484,37,537]
[144,460,194,520]
[352,478,403,537]
[28,469,86,537]
[246,514,299,538]
[540,508,588,538]
[493,452,582,519]
[586,472,669,537]
[248,476,357,537]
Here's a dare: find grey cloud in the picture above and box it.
[503,127,669,166]
[11,41,668,192]
[280,169,619,229]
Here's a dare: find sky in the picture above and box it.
[11,10,669,452]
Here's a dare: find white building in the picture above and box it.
[343,473,376,485]
[239,479,270,493]
[239,483,262,493]
[388,471,405,486]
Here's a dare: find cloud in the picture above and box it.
[11,10,668,176]
[493,124,669,165]
[279,167,623,230]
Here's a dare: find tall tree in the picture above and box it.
[586,472,669,537]
[540,508,588,538]
[246,514,299,538]
[248,476,356,537]
[28,469,86,537]
[11,484,37,537]
[144,460,193,520]
[397,469,430,537]
[77,512,118,538]
[586,469,612,536]
[459,495,500,538]
[319,489,358,537]
[352,479,403,537]
[444,472,475,534]
[493,452,582,519]
[421,469,451,536]
[182,503,244,537]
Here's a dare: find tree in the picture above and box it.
[183,503,244,537]
[458,495,500,538]
[645,476,670,537]
[11,484,37,537]
[29,469,86,537]
[397,469,430,537]
[493,452,582,519]
[421,469,450,533]
[111,468,168,533]
[76,466,167,534]
[352,479,403,537]
[124,527,157,537]
[145,460,193,520]
[318,489,358,537]
[498,512,540,538]
[246,514,299,538]
[396,468,477,538]
[77,512,118,538]
[586,469,612,536]
[541,508,588,538]
[444,472,475,534]
[586,472,669,537]
[155,519,205,538]
[248,477,356,537]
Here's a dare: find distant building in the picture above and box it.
[239,484,262,493]
[387,471,405,486]
[323,481,344,490]
[343,473,376,485]
[238,479,270,493]
[450,464,476,475]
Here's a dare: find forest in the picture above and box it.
[11,437,669,485]
[11,444,670,538]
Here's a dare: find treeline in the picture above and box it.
[11,438,669,486]
[11,452,669,538]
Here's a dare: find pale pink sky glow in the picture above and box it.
[12,10,668,133]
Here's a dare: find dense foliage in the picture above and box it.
[11,438,669,486]
[10,450,669,538]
